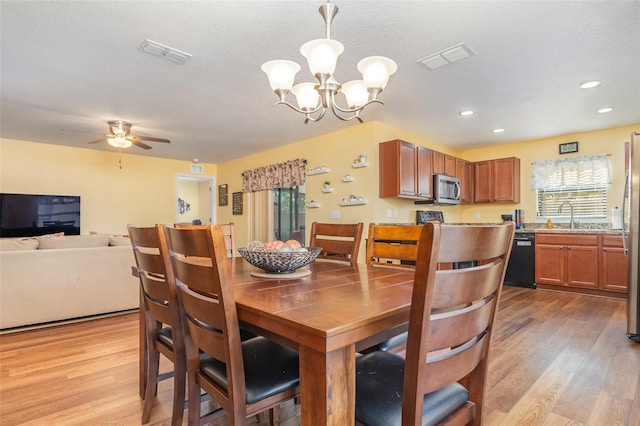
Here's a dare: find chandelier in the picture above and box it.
[261,1,397,124]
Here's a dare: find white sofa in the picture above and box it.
[0,233,139,330]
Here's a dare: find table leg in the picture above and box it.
[299,344,355,426]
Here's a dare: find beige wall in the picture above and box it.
[0,138,217,235]
[2,122,637,252]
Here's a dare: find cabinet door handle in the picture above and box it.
[603,248,607,252]
[567,246,572,250]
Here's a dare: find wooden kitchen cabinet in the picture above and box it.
[601,235,628,293]
[379,139,433,200]
[536,232,627,297]
[536,233,599,289]
[473,157,521,203]
[432,151,456,176]
[455,158,474,204]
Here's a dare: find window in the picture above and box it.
[273,186,305,243]
[537,185,607,220]
[531,154,610,222]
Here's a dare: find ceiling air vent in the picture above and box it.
[417,42,475,71]
[138,39,192,64]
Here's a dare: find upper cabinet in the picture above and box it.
[432,151,456,176]
[379,139,433,200]
[474,157,521,203]
[455,158,474,204]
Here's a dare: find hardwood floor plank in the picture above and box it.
[1,287,639,426]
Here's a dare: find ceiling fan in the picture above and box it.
[88,120,170,150]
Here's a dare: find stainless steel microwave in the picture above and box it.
[433,174,461,205]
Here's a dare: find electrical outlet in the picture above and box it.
[475,212,481,219]
[393,210,398,218]
[331,210,340,219]
[387,209,392,218]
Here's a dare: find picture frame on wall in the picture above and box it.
[559,141,579,154]
[218,184,228,206]
[232,192,243,215]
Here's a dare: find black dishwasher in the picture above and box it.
[504,232,536,288]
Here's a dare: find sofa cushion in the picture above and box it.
[0,238,39,251]
[38,234,110,249]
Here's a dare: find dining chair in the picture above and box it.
[128,224,186,426]
[164,225,300,426]
[175,222,236,258]
[366,223,424,269]
[309,222,364,265]
[359,223,424,353]
[355,222,515,426]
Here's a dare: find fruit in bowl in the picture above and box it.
[238,239,320,273]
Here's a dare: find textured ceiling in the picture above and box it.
[1,1,639,164]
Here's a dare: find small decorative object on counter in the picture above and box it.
[546,218,553,229]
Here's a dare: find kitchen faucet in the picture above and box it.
[558,201,575,229]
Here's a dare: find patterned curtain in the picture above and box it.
[531,154,611,190]
[242,158,307,192]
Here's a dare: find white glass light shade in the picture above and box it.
[292,83,320,110]
[261,60,301,91]
[300,39,344,75]
[107,137,132,148]
[357,56,397,90]
[341,80,369,108]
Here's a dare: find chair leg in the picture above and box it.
[142,344,160,424]
[269,404,281,426]
[171,357,186,426]
[187,373,202,426]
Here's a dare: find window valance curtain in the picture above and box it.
[530,154,610,190]
[242,158,307,192]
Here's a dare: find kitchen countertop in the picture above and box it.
[515,228,624,235]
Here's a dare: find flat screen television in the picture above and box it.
[0,193,80,238]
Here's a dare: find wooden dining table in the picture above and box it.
[229,257,416,426]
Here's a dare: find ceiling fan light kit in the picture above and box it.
[261,0,397,124]
[88,120,170,151]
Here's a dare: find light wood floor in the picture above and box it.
[1,286,639,425]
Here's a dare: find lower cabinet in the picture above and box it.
[601,235,628,292]
[535,233,627,296]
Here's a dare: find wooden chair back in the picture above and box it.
[366,223,424,269]
[128,224,185,425]
[165,225,299,424]
[175,222,236,258]
[309,222,364,265]
[403,222,515,425]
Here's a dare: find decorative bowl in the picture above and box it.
[238,247,322,274]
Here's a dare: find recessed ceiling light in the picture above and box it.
[579,80,600,89]
[493,128,505,133]
[459,110,474,116]
[597,107,613,113]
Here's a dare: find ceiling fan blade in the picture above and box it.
[131,140,152,150]
[131,135,171,143]
[87,138,106,144]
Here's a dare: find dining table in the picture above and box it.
[229,257,416,426]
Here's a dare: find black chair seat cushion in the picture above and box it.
[199,336,299,404]
[156,326,173,347]
[376,331,408,352]
[355,351,469,426]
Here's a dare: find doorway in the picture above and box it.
[175,174,215,224]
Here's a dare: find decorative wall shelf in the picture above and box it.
[352,162,369,168]
[340,199,368,206]
[342,176,355,182]
[322,188,334,193]
[307,167,330,175]
[307,202,321,208]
